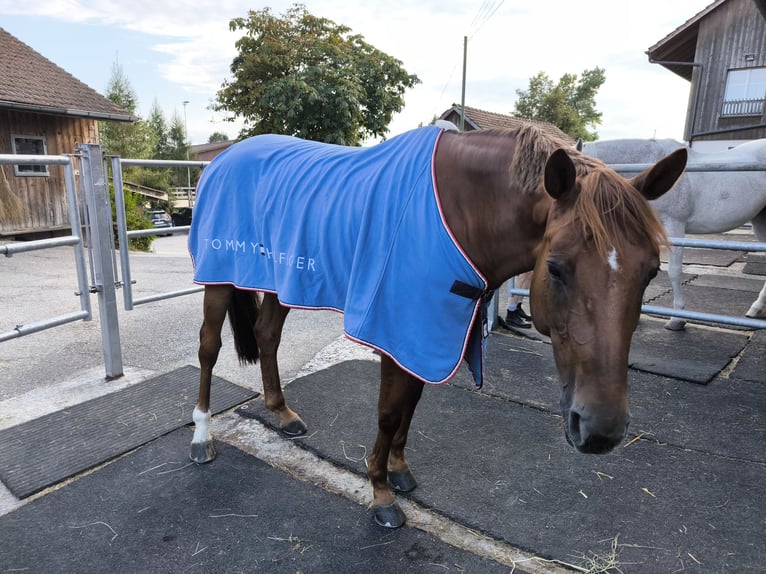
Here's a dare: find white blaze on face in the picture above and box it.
[607,247,620,272]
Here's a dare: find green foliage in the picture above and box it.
[214,3,420,145]
[108,183,154,251]
[208,131,229,143]
[513,68,605,142]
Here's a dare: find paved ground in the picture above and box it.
[0,231,764,573]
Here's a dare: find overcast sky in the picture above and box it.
[0,0,713,145]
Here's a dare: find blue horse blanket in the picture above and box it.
[189,126,490,385]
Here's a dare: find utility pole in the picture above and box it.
[460,36,467,132]
[182,100,191,205]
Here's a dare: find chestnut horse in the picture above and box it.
[188,124,687,528]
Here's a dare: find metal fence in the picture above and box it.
[0,152,91,342]
[2,147,766,382]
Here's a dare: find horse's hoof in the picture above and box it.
[190,441,216,464]
[372,502,407,528]
[664,318,686,331]
[745,307,764,319]
[388,469,417,493]
[280,418,308,437]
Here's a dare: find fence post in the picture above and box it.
[79,144,124,379]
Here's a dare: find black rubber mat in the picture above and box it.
[733,329,766,384]
[489,317,747,385]
[0,365,256,499]
[661,246,743,266]
[443,332,765,461]
[743,253,766,276]
[0,429,510,574]
[647,283,761,331]
[628,318,749,382]
[238,359,765,573]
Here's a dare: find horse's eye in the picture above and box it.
[547,260,565,284]
[644,266,659,286]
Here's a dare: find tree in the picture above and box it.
[208,131,229,143]
[214,3,420,145]
[99,62,156,159]
[513,68,605,141]
[147,99,172,159]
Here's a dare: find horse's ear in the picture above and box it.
[544,148,577,200]
[575,138,583,152]
[630,147,688,201]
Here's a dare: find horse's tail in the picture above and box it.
[228,289,260,364]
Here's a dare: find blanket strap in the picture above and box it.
[450,280,496,388]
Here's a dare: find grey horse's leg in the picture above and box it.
[663,219,687,330]
[746,208,766,318]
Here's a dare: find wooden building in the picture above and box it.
[648,0,766,150]
[0,27,133,237]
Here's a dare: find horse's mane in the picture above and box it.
[572,170,668,257]
[461,122,668,256]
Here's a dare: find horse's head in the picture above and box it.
[530,147,687,454]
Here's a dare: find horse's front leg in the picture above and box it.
[664,220,687,330]
[257,293,307,436]
[191,285,233,463]
[746,210,766,318]
[368,355,425,528]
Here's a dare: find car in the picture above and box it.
[149,209,174,236]
[171,207,193,226]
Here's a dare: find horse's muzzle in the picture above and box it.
[565,407,629,454]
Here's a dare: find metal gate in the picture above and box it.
[2,145,766,382]
[0,145,206,379]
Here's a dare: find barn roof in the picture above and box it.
[646,0,766,81]
[439,104,574,142]
[0,27,134,122]
[440,104,527,131]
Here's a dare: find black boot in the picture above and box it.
[502,307,531,329]
[516,304,532,321]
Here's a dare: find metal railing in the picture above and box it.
[0,153,92,342]
[721,97,765,117]
[505,160,766,331]
[111,156,209,310]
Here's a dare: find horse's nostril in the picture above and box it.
[568,410,582,445]
[567,408,627,454]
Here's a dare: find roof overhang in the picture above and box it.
[0,100,136,122]
[647,0,766,81]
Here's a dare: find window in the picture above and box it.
[10,135,49,176]
[721,67,766,117]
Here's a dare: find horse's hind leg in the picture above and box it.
[191,285,233,463]
[368,355,425,528]
[746,208,766,318]
[257,293,307,436]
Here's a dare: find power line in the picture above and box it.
[468,0,505,40]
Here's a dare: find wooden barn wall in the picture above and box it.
[689,0,766,141]
[0,110,99,235]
